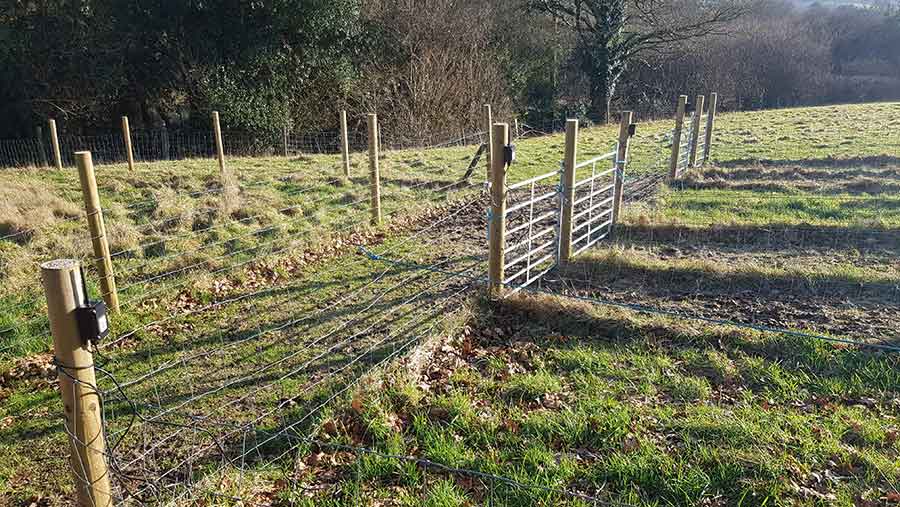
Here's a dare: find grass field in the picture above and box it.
[1,101,899,506]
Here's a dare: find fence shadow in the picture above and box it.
[489,291,900,363]
[715,155,900,170]
[558,253,900,305]
[615,222,900,254]
[111,288,458,502]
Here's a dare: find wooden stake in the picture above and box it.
[668,95,688,179]
[49,118,63,170]
[41,258,114,507]
[121,116,135,171]
[367,114,381,225]
[613,111,633,225]
[514,118,520,138]
[688,94,705,168]
[160,122,170,161]
[559,119,579,263]
[282,123,289,157]
[75,152,119,313]
[340,110,351,178]
[702,92,718,165]
[36,126,49,167]
[483,104,493,181]
[488,122,509,293]
[212,111,226,175]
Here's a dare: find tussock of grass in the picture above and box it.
[0,179,81,243]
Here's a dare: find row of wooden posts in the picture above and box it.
[63,108,386,315]
[38,104,490,507]
[487,92,719,292]
[40,96,713,506]
[669,92,718,178]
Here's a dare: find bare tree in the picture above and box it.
[530,0,747,121]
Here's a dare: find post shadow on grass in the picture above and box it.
[99,252,480,420]
[670,179,900,196]
[106,253,481,374]
[670,193,900,217]
[614,222,900,254]
[108,255,482,371]
[685,165,900,182]
[556,253,900,306]
[715,155,900,170]
[108,304,450,504]
[484,294,900,387]
[107,280,467,414]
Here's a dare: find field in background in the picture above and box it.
[3,102,899,361]
[1,101,899,506]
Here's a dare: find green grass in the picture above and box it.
[272,295,900,506]
[1,101,900,506]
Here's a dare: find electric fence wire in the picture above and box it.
[90,214,486,500]
[102,194,484,385]
[45,191,486,500]
[148,282,478,504]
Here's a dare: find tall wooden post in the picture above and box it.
[367,114,381,225]
[514,118,520,139]
[160,122,170,161]
[702,92,718,165]
[483,104,493,181]
[121,116,135,171]
[340,110,351,178]
[559,119,579,263]
[688,95,705,168]
[75,152,119,313]
[488,123,509,293]
[212,111,226,175]
[282,124,289,157]
[42,258,114,507]
[668,95,688,179]
[49,119,63,170]
[613,111,633,225]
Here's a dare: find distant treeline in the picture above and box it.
[1,0,898,140]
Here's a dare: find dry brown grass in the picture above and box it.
[0,180,81,244]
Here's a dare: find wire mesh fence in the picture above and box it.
[9,97,900,506]
[0,124,493,170]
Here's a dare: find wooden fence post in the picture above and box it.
[514,118,520,139]
[282,123,289,157]
[702,92,718,165]
[613,111,633,225]
[668,95,688,179]
[36,126,49,167]
[41,258,114,507]
[212,111,226,175]
[121,116,135,171]
[160,122,170,161]
[49,119,63,170]
[488,122,509,293]
[483,104,493,181]
[688,95,705,168]
[367,113,381,225]
[340,110,351,178]
[75,152,119,313]
[559,119,579,264]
